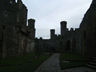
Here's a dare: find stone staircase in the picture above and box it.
[87,57,96,69]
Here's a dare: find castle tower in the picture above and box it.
[28,19,35,39]
[16,0,27,27]
[60,21,67,36]
[28,19,35,29]
[50,29,55,39]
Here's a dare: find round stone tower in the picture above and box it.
[60,21,67,36]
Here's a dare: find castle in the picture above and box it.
[0,0,35,58]
[0,0,96,59]
[36,0,96,58]
[35,21,80,54]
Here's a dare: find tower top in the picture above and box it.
[28,19,35,29]
[51,29,55,32]
[50,29,55,35]
[60,21,67,28]
[60,21,67,25]
[28,19,35,23]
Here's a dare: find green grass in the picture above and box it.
[60,53,88,69]
[0,52,51,72]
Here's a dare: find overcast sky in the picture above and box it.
[22,0,92,39]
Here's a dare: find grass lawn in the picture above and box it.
[60,53,88,69]
[0,52,51,72]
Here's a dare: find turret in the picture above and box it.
[28,19,35,39]
[16,0,27,26]
[50,29,55,39]
[28,19,35,29]
[60,21,67,36]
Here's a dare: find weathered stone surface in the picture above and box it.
[0,0,35,58]
[34,53,60,72]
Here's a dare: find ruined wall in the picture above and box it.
[0,0,35,58]
[80,0,96,57]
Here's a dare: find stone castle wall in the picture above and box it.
[0,0,35,58]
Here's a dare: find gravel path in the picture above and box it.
[34,53,60,72]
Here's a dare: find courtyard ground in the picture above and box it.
[0,52,50,72]
[34,53,96,72]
